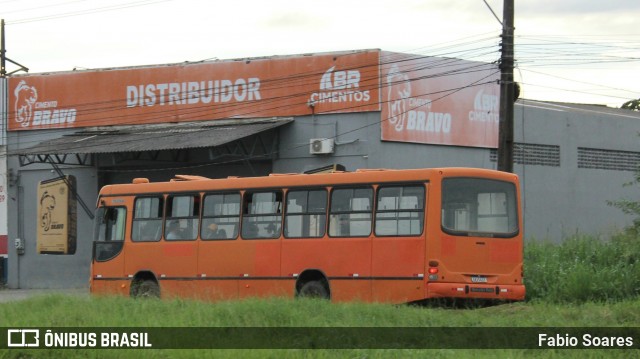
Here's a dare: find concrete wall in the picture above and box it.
[6,162,97,289]
[513,101,640,240]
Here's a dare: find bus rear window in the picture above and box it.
[441,178,518,237]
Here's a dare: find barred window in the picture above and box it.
[578,147,640,171]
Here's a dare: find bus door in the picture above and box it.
[435,177,523,299]
[92,201,127,296]
[372,184,427,303]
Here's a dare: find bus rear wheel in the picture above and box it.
[298,280,329,299]
[132,279,160,299]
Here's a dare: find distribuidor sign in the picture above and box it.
[8,51,380,131]
[381,51,500,148]
[8,49,501,148]
[37,176,77,254]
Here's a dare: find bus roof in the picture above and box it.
[99,167,518,196]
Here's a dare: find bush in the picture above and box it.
[524,231,640,303]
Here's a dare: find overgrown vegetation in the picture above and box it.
[524,231,640,303]
[608,166,640,230]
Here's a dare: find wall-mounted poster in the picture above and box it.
[37,176,77,254]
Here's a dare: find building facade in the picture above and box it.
[1,50,638,288]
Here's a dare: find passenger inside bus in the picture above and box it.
[166,220,182,240]
[205,223,227,239]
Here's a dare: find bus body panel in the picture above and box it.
[91,168,525,303]
[282,237,372,301]
[371,237,425,302]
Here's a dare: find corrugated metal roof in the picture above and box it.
[11,118,293,155]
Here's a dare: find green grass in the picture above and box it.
[1,295,638,358]
[0,295,639,328]
[2,232,639,358]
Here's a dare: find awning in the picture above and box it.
[10,118,293,156]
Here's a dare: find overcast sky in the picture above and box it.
[2,0,639,106]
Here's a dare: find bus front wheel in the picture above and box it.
[298,280,329,299]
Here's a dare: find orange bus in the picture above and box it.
[91,167,525,303]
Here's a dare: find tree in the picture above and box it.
[621,98,640,111]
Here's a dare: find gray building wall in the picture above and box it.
[6,127,100,288]
[274,112,495,173]
[513,101,639,240]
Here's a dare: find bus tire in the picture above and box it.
[298,280,329,299]
[132,279,160,299]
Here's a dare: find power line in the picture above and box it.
[5,0,173,25]
[2,0,88,15]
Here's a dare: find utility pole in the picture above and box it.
[497,0,514,172]
[1,19,6,77]
[1,19,29,77]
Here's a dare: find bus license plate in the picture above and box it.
[471,276,487,283]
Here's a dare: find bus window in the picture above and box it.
[132,197,163,242]
[93,207,126,261]
[165,195,200,241]
[284,189,327,238]
[242,191,282,239]
[201,193,240,240]
[441,178,518,237]
[375,185,425,236]
[329,187,373,237]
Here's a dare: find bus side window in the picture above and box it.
[284,189,327,238]
[375,185,425,236]
[329,187,373,237]
[165,195,200,241]
[132,197,163,242]
[202,193,240,240]
[242,191,282,239]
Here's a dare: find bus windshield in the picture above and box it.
[441,178,518,237]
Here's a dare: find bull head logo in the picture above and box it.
[14,80,38,128]
[386,64,412,132]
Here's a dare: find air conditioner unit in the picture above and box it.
[309,138,335,155]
